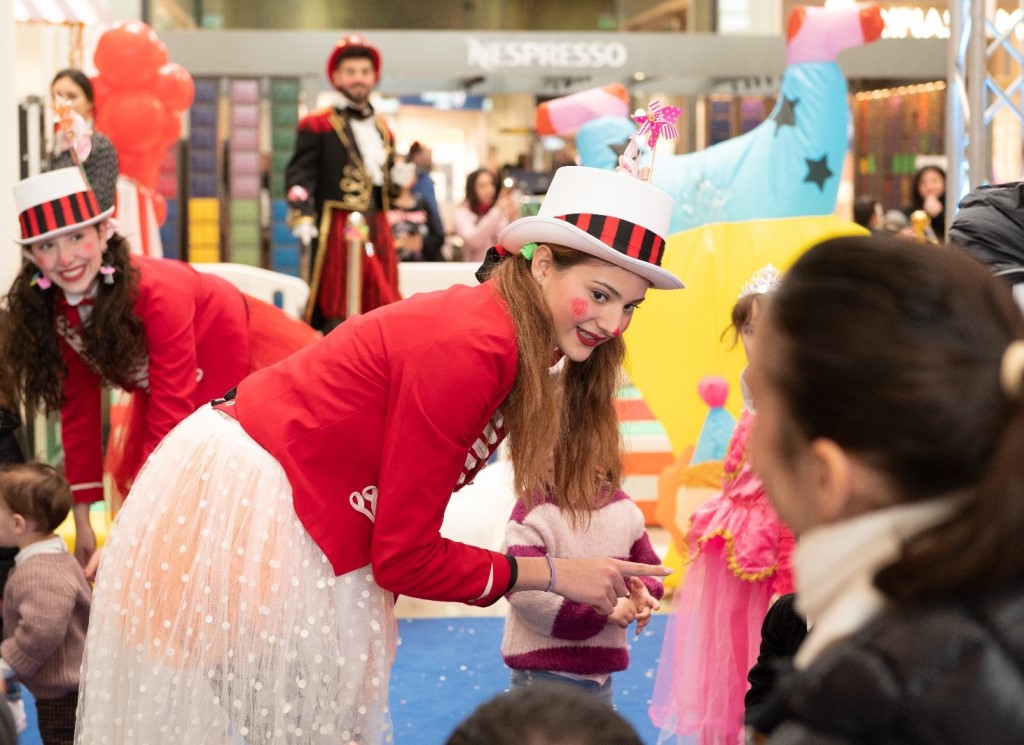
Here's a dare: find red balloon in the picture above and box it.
[119,151,162,190]
[160,109,182,146]
[90,74,114,113]
[153,63,195,112]
[96,90,164,155]
[93,20,169,90]
[152,193,168,226]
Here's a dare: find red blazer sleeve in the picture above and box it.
[59,341,104,504]
[134,272,203,463]
[371,332,516,606]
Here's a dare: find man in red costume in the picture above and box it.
[286,34,400,332]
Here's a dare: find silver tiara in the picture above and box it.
[739,264,782,299]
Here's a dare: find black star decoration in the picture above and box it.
[773,95,799,133]
[804,154,833,192]
[606,136,631,160]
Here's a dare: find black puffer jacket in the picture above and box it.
[752,577,1024,744]
[948,181,1024,274]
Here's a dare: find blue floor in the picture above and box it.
[18,615,667,744]
[389,615,666,743]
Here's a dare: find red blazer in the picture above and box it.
[232,282,518,606]
[61,256,249,503]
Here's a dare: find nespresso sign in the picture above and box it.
[466,38,628,71]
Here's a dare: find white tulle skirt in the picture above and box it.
[75,406,397,744]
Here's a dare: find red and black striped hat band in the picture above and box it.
[555,213,666,268]
[19,189,102,243]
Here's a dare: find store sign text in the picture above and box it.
[882,7,1024,40]
[466,39,628,71]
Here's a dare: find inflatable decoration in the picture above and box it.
[624,2,882,452]
[628,215,866,452]
[576,116,642,171]
[93,20,195,257]
[534,82,630,136]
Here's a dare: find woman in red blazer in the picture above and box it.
[2,168,318,569]
[74,164,685,744]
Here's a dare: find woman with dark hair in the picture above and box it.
[902,164,946,241]
[745,235,1024,743]
[453,167,520,263]
[2,168,318,571]
[49,69,118,213]
[74,164,682,743]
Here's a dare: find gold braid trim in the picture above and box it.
[694,527,778,583]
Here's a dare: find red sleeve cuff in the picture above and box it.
[71,483,104,504]
[464,550,513,607]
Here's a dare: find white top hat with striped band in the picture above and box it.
[498,166,683,290]
[13,167,114,246]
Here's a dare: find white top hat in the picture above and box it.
[13,167,114,245]
[498,166,683,290]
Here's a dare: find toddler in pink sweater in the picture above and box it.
[501,478,664,707]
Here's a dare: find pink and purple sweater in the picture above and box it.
[501,488,664,675]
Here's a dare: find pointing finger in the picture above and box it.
[621,562,673,578]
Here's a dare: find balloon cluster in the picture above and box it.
[92,20,195,225]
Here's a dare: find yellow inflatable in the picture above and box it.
[627,215,867,454]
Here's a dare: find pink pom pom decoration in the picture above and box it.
[698,375,729,408]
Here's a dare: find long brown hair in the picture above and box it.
[768,235,1024,602]
[3,231,145,412]
[491,244,625,521]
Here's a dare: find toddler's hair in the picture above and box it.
[0,463,73,533]
[446,683,642,745]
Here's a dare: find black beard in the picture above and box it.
[338,86,371,107]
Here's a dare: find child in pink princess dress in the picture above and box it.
[649,265,795,745]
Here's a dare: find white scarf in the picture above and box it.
[793,496,958,668]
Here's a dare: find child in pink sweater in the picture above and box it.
[501,478,664,708]
[0,463,91,745]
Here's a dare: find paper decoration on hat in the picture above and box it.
[618,100,682,183]
[632,100,681,149]
[534,83,630,136]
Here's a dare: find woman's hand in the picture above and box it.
[513,556,671,615]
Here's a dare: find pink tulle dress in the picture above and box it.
[650,409,794,745]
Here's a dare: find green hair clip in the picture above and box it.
[519,242,538,260]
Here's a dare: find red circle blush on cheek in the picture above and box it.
[570,297,587,318]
